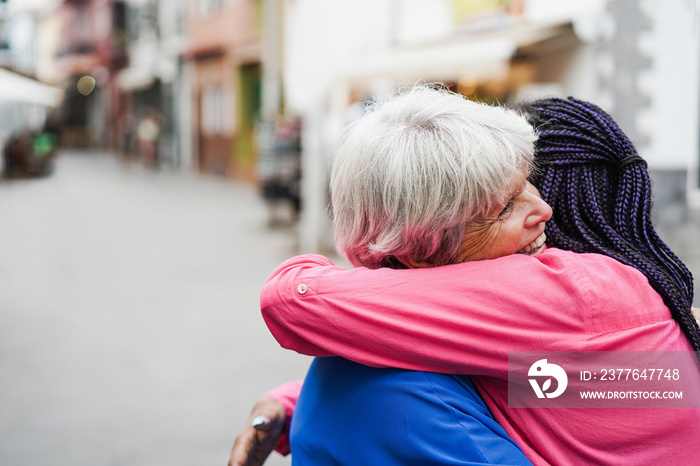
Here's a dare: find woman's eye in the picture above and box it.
[498,201,513,218]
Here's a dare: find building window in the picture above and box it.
[201,86,232,135]
[75,4,91,45]
[128,1,159,40]
[175,0,187,34]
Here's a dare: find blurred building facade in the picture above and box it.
[116,0,188,167]
[279,0,700,251]
[2,0,264,180]
[0,0,63,171]
[4,0,699,252]
[51,0,128,147]
[184,0,262,180]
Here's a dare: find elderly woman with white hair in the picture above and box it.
[230,86,700,465]
[329,86,547,270]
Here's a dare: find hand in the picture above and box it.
[228,396,287,466]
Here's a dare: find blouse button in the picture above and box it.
[297,283,308,294]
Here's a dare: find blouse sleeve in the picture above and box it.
[261,250,598,377]
[264,380,303,456]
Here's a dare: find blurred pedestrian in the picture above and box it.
[120,113,137,168]
[257,117,302,228]
[3,131,33,178]
[137,108,161,168]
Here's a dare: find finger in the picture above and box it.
[252,416,284,438]
[230,434,274,466]
[252,416,268,430]
[230,429,262,466]
[252,416,267,447]
[229,396,286,466]
[253,403,285,426]
[229,416,279,465]
[252,419,281,448]
[251,401,286,432]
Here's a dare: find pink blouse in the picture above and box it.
[262,248,700,465]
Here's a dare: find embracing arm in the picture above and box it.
[263,380,303,455]
[228,381,303,465]
[260,250,617,376]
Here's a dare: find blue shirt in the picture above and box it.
[290,357,531,465]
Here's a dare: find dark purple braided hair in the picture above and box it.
[518,97,700,352]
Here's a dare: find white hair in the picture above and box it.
[330,85,536,268]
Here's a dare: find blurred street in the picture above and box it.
[0,150,311,466]
[1,148,699,466]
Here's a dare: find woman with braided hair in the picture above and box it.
[522,97,699,354]
[229,88,700,466]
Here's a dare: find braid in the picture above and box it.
[519,97,700,353]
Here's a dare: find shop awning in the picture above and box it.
[117,66,156,92]
[339,20,574,84]
[0,68,63,107]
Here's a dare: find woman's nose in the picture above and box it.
[534,197,553,225]
[524,184,553,228]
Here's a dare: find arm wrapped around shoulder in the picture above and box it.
[259,249,613,376]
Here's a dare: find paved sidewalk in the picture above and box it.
[0,151,311,465]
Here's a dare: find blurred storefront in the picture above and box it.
[0,68,63,177]
[287,0,607,252]
[184,0,262,181]
[54,0,128,148]
[328,0,602,124]
[281,0,700,253]
[116,0,187,167]
[0,2,64,130]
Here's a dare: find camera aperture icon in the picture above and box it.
[528,359,568,399]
